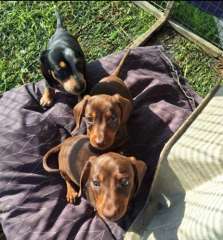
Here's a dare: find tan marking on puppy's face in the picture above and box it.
[50,70,83,95]
[84,95,121,150]
[59,61,67,68]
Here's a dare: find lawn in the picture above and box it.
[172,1,219,47]
[169,1,222,95]
[0,1,155,93]
[152,27,221,96]
[0,1,222,96]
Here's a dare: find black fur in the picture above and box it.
[40,11,86,94]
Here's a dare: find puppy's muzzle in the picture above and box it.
[90,136,113,150]
[101,204,126,222]
[63,77,86,95]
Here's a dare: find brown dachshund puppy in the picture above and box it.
[43,135,147,221]
[73,49,132,150]
[83,152,147,221]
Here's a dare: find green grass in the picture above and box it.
[155,28,221,96]
[0,1,222,97]
[0,1,155,93]
[152,1,222,96]
[172,1,219,46]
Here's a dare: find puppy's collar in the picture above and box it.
[88,144,107,154]
[88,135,127,154]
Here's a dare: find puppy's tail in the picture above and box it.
[43,144,61,173]
[111,48,131,77]
[55,10,63,29]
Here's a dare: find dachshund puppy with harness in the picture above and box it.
[43,135,147,222]
[40,11,86,107]
[73,49,133,151]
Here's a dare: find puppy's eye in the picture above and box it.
[111,113,117,121]
[86,116,94,124]
[119,178,129,187]
[92,180,100,187]
[108,113,118,127]
[54,69,65,78]
[57,67,62,71]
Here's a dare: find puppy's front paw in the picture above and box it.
[40,94,54,107]
[40,88,55,107]
[66,187,78,204]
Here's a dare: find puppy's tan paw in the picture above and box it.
[66,188,78,204]
[40,95,54,107]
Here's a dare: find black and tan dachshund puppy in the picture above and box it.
[40,11,86,107]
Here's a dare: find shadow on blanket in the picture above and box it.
[126,158,186,240]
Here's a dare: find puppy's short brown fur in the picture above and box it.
[73,49,133,150]
[43,135,147,221]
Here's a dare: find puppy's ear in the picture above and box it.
[73,95,90,130]
[40,50,49,64]
[129,156,147,195]
[113,94,133,123]
[78,156,96,197]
